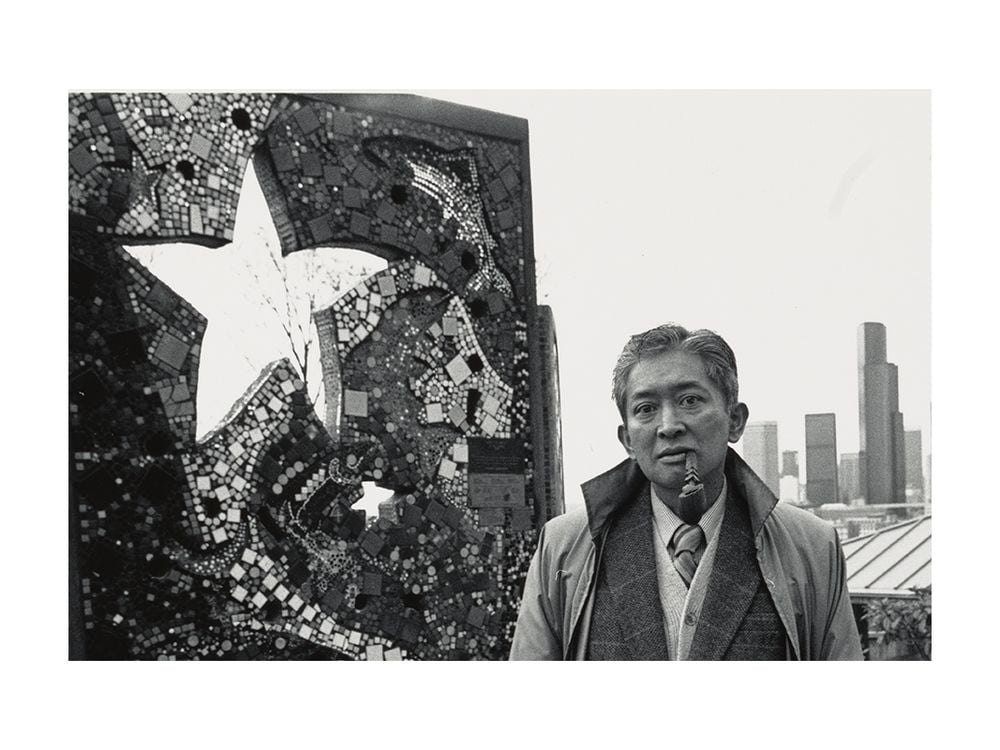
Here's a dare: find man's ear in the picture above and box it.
[617,424,635,458]
[728,403,749,442]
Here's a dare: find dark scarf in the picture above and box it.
[587,480,788,660]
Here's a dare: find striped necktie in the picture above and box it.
[670,523,706,588]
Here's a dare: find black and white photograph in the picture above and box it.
[68,89,929,662]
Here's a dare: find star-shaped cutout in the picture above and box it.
[123,159,386,441]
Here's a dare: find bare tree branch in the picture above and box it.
[238,232,349,410]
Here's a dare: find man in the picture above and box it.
[510,323,862,660]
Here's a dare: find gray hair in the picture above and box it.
[611,323,740,419]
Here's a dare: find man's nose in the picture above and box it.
[656,405,686,437]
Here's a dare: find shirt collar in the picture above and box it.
[650,477,727,549]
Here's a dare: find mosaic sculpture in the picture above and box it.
[69,92,563,660]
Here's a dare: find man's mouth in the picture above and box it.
[657,449,691,462]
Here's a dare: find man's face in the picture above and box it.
[618,349,748,499]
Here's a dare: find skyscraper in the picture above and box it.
[858,322,906,504]
[779,449,800,504]
[781,450,799,478]
[839,452,862,503]
[743,421,779,497]
[805,413,838,506]
[905,429,924,499]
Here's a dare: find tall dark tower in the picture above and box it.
[858,322,906,504]
[805,413,838,505]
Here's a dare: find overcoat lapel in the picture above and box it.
[598,485,670,660]
[687,487,761,660]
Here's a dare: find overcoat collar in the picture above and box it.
[580,448,779,541]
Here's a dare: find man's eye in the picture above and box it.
[634,404,655,416]
[679,395,702,407]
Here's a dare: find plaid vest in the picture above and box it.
[586,483,788,660]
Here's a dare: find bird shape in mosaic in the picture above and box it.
[365,138,514,299]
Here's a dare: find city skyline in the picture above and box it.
[733,413,928,506]
[733,320,928,506]
[730,316,928,497]
[745,428,930,509]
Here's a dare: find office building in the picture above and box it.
[905,429,924,501]
[805,413,838,506]
[839,452,862,504]
[779,450,800,504]
[858,322,906,504]
[743,421,779,497]
[781,450,799,478]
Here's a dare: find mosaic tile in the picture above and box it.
[69,92,276,243]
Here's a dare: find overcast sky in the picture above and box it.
[130,91,930,511]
